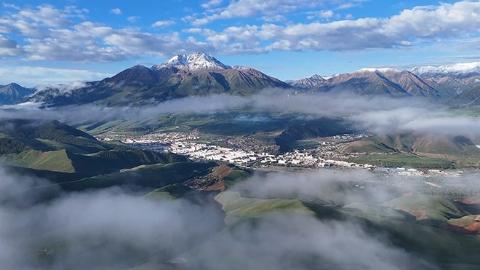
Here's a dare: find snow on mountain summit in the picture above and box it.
[411,62,480,75]
[290,74,326,89]
[153,52,231,71]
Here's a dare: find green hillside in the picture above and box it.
[344,133,480,168]
[0,118,255,198]
[60,161,217,191]
[3,149,75,173]
[0,119,108,155]
[215,191,313,223]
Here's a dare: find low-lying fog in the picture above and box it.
[2,165,479,270]
[2,89,480,138]
[1,89,480,269]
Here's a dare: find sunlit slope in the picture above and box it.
[344,133,480,168]
[216,191,313,222]
[0,119,187,176]
[206,181,480,269]
[0,119,107,155]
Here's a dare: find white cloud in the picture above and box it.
[201,0,223,9]
[0,166,448,270]
[0,5,205,61]
[152,20,175,28]
[127,16,140,23]
[0,166,224,270]
[321,9,334,18]
[0,1,479,61]
[262,14,286,22]
[0,66,111,87]
[190,0,362,25]
[110,8,122,15]
[0,35,21,56]
[338,1,363,10]
[307,9,335,20]
[191,0,310,25]
[195,1,480,52]
[2,3,19,10]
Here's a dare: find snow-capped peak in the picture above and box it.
[153,52,231,71]
[232,65,252,71]
[291,74,326,88]
[411,62,480,75]
[307,74,326,80]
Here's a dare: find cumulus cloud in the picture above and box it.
[0,1,479,60]
[191,1,480,52]
[152,20,175,28]
[110,8,122,15]
[127,16,140,23]
[307,9,335,20]
[0,5,204,61]
[189,0,362,26]
[21,20,203,61]
[201,0,223,9]
[0,35,22,56]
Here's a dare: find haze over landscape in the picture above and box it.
[1,1,480,270]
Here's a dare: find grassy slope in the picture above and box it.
[2,149,76,173]
[350,153,455,169]
[60,161,217,191]
[3,147,186,175]
[0,119,193,178]
[344,132,480,168]
[448,215,480,235]
[0,119,108,154]
[209,188,480,269]
[384,194,466,223]
[216,191,313,222]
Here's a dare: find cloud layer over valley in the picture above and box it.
[0,165,457,270]
[2,90,479,138]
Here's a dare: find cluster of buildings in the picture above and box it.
[98,131,464,177]
[107,132,374,169]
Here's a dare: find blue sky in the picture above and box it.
[0,0,479,86]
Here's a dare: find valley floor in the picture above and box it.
[98,130,469,178]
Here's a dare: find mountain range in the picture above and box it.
[28,52,289,106]
[3,53,480,107]
[305,69,440,97]
[291,64,480,105]
[0,83,36,105]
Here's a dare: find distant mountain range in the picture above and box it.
[0,83,35,105]
[288,74,326,89]
[290,64,480,105]
[411,62,480,75]
[1,54,478,107]
[299,69,440,97]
